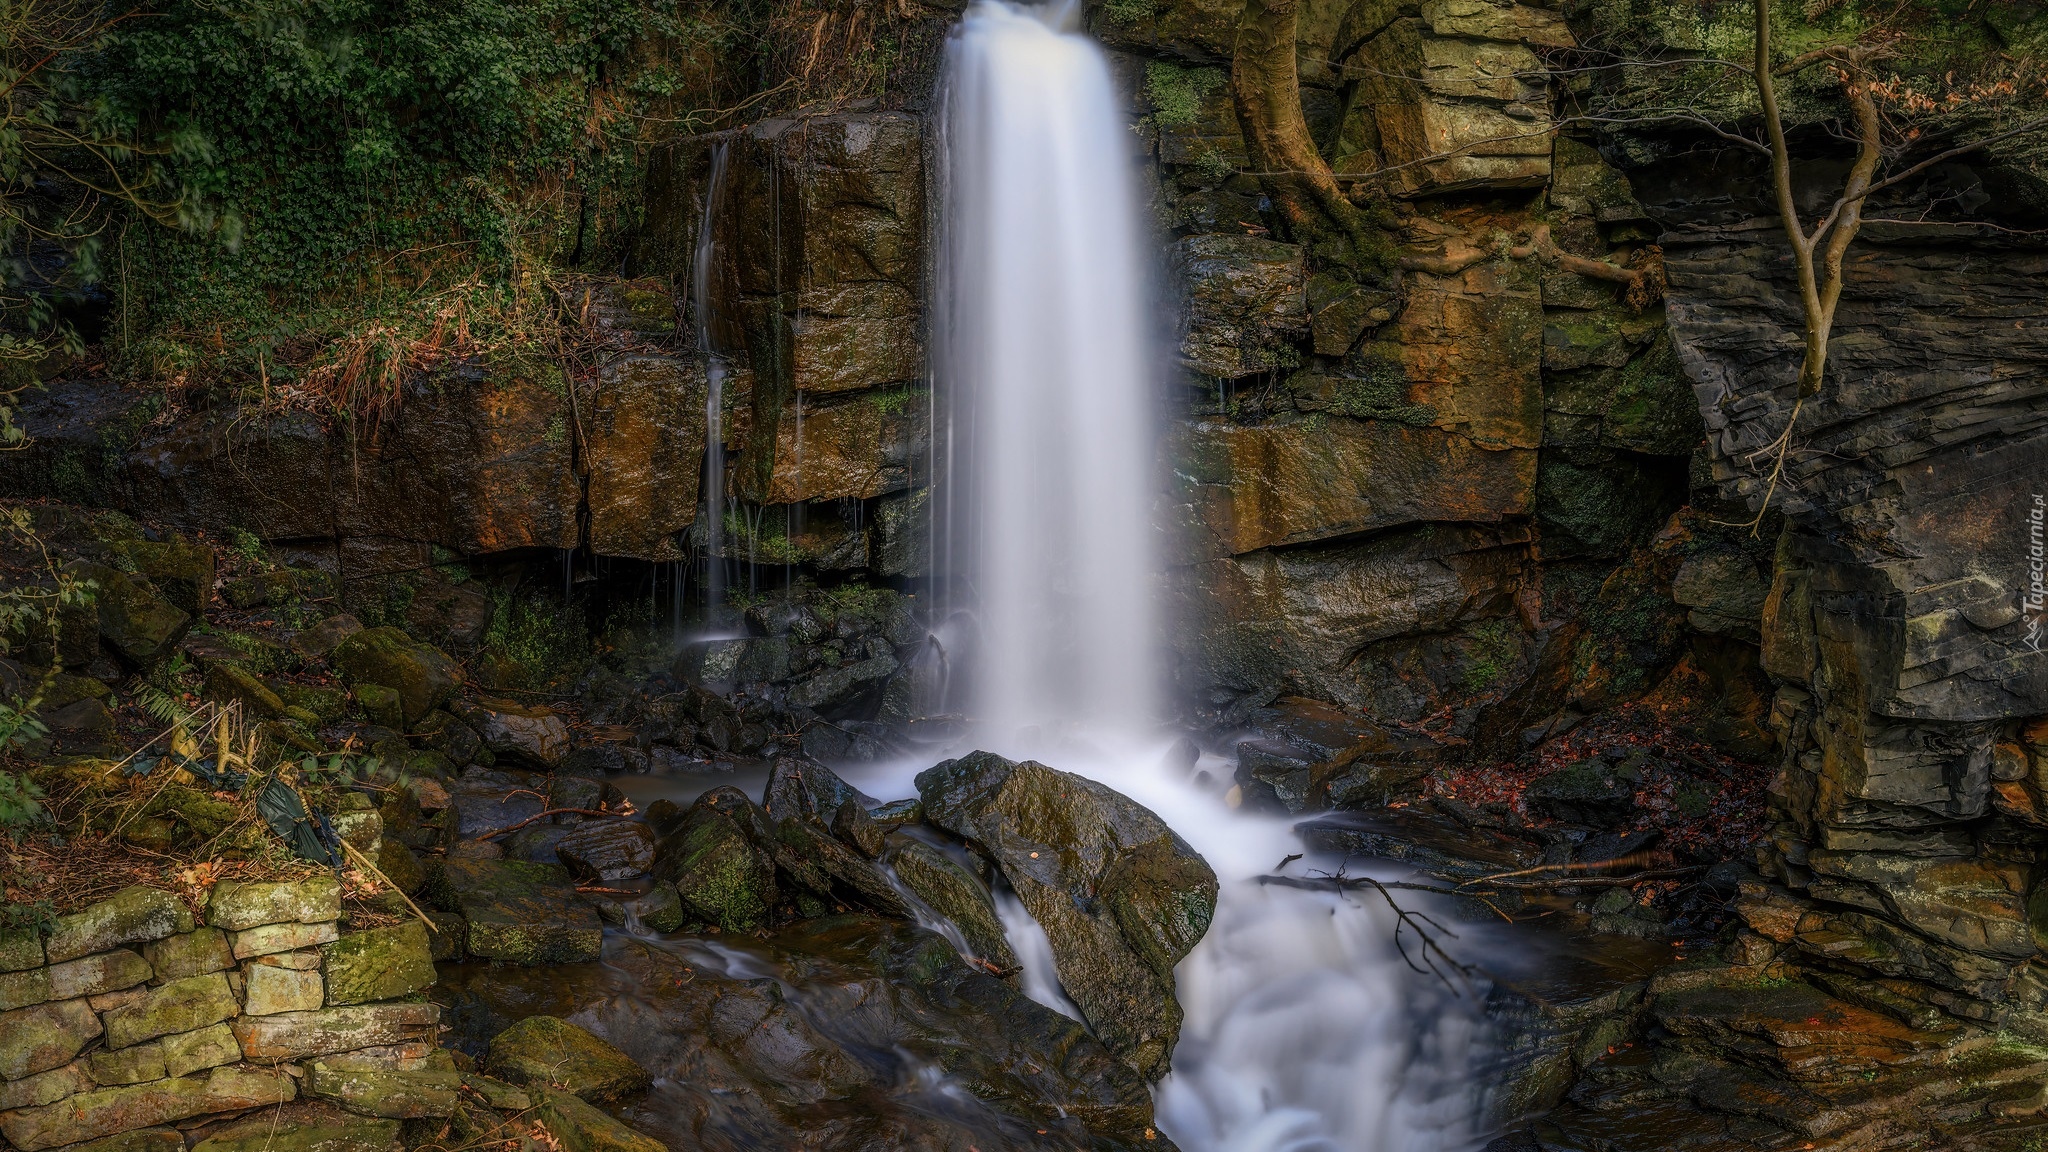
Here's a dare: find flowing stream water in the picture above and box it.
[921,3,1499,1148]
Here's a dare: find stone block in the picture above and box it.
[0,1060,93,1110]
[48,949,153,1000]
[161,1022,242,1078]
[230,920,340,960]
[252,948,324,971]
[230,1003,441,1061]
[142,929,234,982]
[0,1065,297,1151]
[45,887,192,964]
[88,986,150,1014]
[57,1127,185,1152]
[102,971,240,1049]
[207,878,342,932]
[0,996,102,1079]
[485,1016,651,1103]
[87,1040,166,1085]
[555,821,656,882]
[320,923,434,1007]
[0,924,42,972]
[0,964,50,1011]
[304,1062,462,1118]
[244,963,325,1015]
[188,1105,399,1152]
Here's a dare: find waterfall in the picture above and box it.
[935,0,1155,742]
[691,140,732,618]
[928,4,1496,1150]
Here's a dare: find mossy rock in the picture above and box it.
[530,1087,665,1152]
[67,560,191,668]
[651,789,776,933]
[354,683,404,730]
[203,663,286,718]
[107,538,216,617]
[328,627,460,726]
[485,1016,651,1102]
[321,922,435,1005]
[883,839,1016,970]
[278,683,349,723]
[427,859,602,965]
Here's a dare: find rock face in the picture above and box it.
[917,751,1217,1079]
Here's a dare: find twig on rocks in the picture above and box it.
[481,807,629,839]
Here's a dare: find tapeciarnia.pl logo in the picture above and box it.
[2028,493,2045,653]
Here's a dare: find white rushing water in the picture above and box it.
[691,141,732,616]
[929,4,1494,1150]
[934,0,1155,738]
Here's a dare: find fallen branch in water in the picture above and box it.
[482,807,631,839]
[1259,871,1496,989]
[1475,866,1704,891]
[1459,851,1661,887]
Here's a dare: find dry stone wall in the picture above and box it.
[0,880,441,1152]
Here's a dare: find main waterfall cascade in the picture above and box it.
[932,0,1155,738]
[929,3,1495,1150]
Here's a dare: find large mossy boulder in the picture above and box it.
[916,751,1217,1079]
[328,627,461,726]
[652,787,777,932]
[485,1016,651,1102]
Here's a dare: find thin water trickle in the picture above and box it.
[928,4,1496,1149]
[691,141,732,623]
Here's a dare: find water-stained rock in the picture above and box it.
[451,697,571,768]
[916,751,1217,1078]
[883,837,1018,971]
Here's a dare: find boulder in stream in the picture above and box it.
[651,786,778,932]
[917,751,1218,1079]
[486,1016,651,1102]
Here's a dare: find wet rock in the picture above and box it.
[555,820,656,882]
[0,997,102,1079]
[231,1003,441,1061]
[436,918,1163,1149]
[652,787,778,932]
[1233,743,1316,813]
[786,654,899,714]
[589,882,687,933]
[208,877,342,931]
[486,1015,652,1102]
[502,823,576,864]
[441,771,547,843]
[582,355,707,560]
[532,1086,666,1152]
[1172,234,1308,378]
[328,627,461,726]
[884,838,1018,970]
[45,887,192,963]
[0,1066,297,1151]
[917,751,1218,1078]
[761,756,872,825]
[831,797,884,858]
[767,816,910,918]
[321,922,436,1005]
[405,580,493,648]
[429,858,603,965]
[451,697,571,767]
